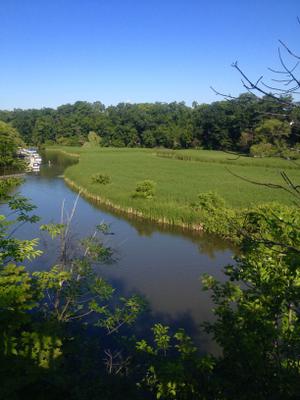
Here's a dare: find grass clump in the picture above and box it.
[132,180,156,199]
[191,191,226,211]
[249,143,277,157]
[91,173,111,185]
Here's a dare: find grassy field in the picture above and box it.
[46,146,300,230]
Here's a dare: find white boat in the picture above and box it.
[19,148,42,171]
[32,163,40,171]
[33,155,42,164]
[28,156,42,171]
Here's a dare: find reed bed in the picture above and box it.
[155,149,300,170]
[47,146,300,232]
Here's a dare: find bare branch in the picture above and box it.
[232,62,294,107]
[278,47,300,88]
[225,167,300,201]
[278,39,300,60]
[210,86,238,100]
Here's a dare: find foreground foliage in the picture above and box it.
[202,204,300,399]
[0,187,145,399]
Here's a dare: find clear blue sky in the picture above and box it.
[1,0,300,109]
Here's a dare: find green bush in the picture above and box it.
[250,143,277,157]
[191,191,226,211]
[190,191,236,237]
[91,173,111,185]
[132,180,156,199]
[82,131,102,148]
[279,144,300,160]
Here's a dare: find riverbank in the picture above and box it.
[46,146,299,238]
[64,175,205,232]
[0,173,25,180]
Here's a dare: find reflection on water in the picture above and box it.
[2,150,236,354]
[40,150,78,178]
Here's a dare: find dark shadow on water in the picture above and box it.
[105,275,220,355]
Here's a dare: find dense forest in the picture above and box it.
[1,93,300,155]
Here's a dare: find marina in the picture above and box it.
[17,147,42,172]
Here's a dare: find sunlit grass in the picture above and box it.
[47,146,300,229]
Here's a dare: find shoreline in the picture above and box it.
[64,176,205,232]
[45,148,80,159]
[0,172,26,180]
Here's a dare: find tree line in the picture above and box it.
[1,93,300,155]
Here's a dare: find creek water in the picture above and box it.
[4,151,236,353]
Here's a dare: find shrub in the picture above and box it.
[250,143,277,157]
[191,191,226,211]
[278,144,300,160]
[91,173,111,185]
[82,131,102,148]
[87,131,101,145]
[132,180,156,199]
[190,191,236,237]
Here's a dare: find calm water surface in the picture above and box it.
[6,152,236,353]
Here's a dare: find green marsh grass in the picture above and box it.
[47,146,300,231]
